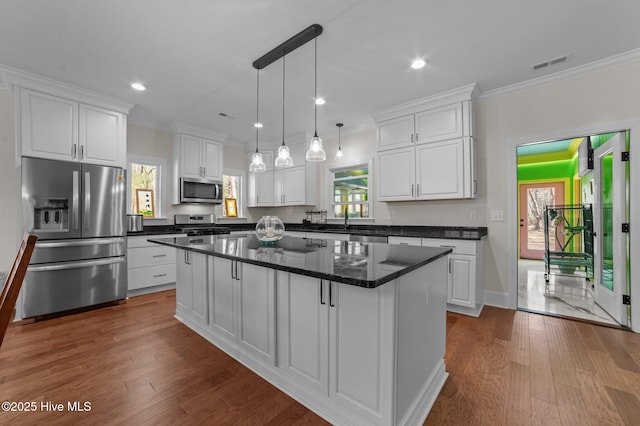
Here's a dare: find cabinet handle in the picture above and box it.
[411,184,415,197]
[415,132,419,142]
[448,258,452,274]
[416,183,420,195]
[320,280,325,305]
[235,261,240,281]
[473,179,477,195]
[80,145,84,160]
[153,273,167,278]
[185,250,190,265]
[202,167,206,177]
[72,144,77,159]
[411,134,414,143]
[152,254,167,258]
[329,282,335,307]
[230,260,235,279]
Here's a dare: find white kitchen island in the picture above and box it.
[150,234,451,426]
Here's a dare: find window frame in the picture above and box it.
[127,154,167,220]
[326,159,373,221]
[220,168,246,221]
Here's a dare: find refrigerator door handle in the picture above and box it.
[83,171,91,230]
[72,170,80,230]
[36,237,126,248]
[27,256,125,272]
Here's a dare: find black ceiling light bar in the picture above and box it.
[252,24,323,70]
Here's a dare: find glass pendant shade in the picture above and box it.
[306,133,326,161]
[334,122,344,160]
[275,143,293,167]
[250,151,266,172]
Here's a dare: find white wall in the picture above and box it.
[478,60,640,299]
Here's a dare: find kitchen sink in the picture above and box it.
[349,234,388,244]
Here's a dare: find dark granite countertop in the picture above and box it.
[149,234,451,288]
[224,223,488,240]
[135,222,487,241]
[127,225,186,236]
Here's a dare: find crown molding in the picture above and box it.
[372,83,478,123]
[478,48,640,101]
[170,121,228,141]
[127,116,171,133]
[0,64,133,113]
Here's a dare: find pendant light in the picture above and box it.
[306,37,326,162]
[249,69,266,172]
[335,123,344,160]
[275,54,293,168]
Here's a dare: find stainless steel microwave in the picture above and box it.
[180,177,223,204]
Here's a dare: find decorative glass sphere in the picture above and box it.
[255,216,285,243]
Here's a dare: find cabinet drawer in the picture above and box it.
[421,238,477,255]
[128,245,177,268]
[128,264,176,290]
[388,236,421,246]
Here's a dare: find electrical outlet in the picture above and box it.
[469,210,477,221]
[490,210,504,221]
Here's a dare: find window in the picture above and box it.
[331,163,370,218]
[128,155,165,218]
[222,172,243,218]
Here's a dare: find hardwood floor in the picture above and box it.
[1,290,638,425]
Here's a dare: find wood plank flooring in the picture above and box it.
[0,290,639,425]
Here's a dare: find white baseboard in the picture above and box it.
[482,290,511,309]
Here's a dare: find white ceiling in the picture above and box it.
[1,0,639,147]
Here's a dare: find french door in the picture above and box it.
[519,182,565,259]
[593,132,629,326]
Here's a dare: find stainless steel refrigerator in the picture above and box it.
[20,157,127,318]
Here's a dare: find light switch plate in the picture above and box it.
[490,210,504,221]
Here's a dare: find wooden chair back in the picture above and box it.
[0,233,38,348]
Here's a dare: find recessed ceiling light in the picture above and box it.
[315,97,326,105]
[411,58,427,70]
[131,82,146,91]
[254,122,263,128]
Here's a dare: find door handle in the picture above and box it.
[329,282,335,307]
[72,170,79,230]
[83,171,91,230]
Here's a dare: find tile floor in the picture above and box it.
[517,259,619,326]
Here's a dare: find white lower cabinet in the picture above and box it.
[389,235,484,316]
[208,256,276,366]
[127,234,185,294]
[176,250,208,325]
[277,272,395,425]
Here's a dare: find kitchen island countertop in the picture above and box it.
[149,233,451,288]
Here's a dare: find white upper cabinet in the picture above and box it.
[374,83,478,201]
[247,142,316,207]
[19,88,127,167]
[176,133,223,181]
[247,170,275,207]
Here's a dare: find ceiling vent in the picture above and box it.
[532,54,571,72]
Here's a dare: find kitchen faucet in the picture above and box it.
[344,206,348,229]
